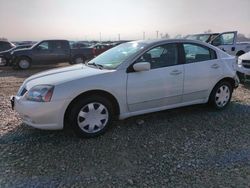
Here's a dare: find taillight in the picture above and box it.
[92,48,96,55]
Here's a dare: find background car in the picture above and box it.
[236,51,250,82]
[92,43,114,56]
[12,39,238,138]
[0,44,32,66]
[0,40,16,52]
[70,41,92,49]
[11,40,95,69]
[186,31,250,56]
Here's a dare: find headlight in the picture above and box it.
[25,85,54,102]
[238,58,242,65]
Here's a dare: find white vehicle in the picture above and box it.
[187,31,250,56]
[236,51,250,82]
[11,39,239,137]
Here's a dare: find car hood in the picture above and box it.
[0,49,12,54]
[22,64,113,90]
[13,48,32,54]
[239,52,250,60]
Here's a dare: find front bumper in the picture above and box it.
[11,96,71,130]
[236,64,250,76]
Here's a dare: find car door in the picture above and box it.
[211,31,237,55]
[182,43,223,103]
[52,41,70,63]
[126,43,184,112]
[32,41,54,64]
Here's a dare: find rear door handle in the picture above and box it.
[170,70,182,75]
[211,64,219,69]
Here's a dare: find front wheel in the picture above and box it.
[209,81,233,110]
[17,57,31,70]
[69,95,114,138]
[0,57,8,66]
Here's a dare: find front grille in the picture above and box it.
[20,88,27,96]
[242,60,250,69]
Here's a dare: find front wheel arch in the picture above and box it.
[15,56,32,69]
[236,51,245,57]
[64,90,120,128]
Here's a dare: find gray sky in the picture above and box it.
[0,0,250,41]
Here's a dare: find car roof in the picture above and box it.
[42,39,68,42]
[129,39,214,48]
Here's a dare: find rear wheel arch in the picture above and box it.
[209,77,235,99]
[64,90,120,127]
[216,77,235,89]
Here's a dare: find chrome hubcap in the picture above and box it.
[75,57,84,64]
[77,102,109,133]
[215,85,230,107]
[19,60,29,69]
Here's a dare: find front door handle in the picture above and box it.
[170,70,182,75]
[211,64,220,69]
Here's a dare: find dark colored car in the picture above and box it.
[11,40,94,69]
[71,41,91,49]
[92,44,113,56]
[0,44,32,66]
[0,41,15,52]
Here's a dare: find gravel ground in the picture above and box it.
[0,65,250,187]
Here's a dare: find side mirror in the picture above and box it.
[133,62,151,72]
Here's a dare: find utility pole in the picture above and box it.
[99,32,102,42]
[156,30,159,39]
[143,32,145,40]
[118,33,120,41]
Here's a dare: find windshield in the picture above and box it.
[87,42,145,69]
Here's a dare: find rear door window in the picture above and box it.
[183,43,217,63]
[53,41,66,50]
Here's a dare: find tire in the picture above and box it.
[17,57,31,70]
[237,71,246,83]
[209,81,233,110]
[0,57,7,66]
[68,95,114,138]
[70,56,86,65]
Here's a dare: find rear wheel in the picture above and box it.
[69,95,114,138]
[209,81,233,110]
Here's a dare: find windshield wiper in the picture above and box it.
[87,62,104,69]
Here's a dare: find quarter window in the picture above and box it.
[183,44,216,64]
[136,44,178,69]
